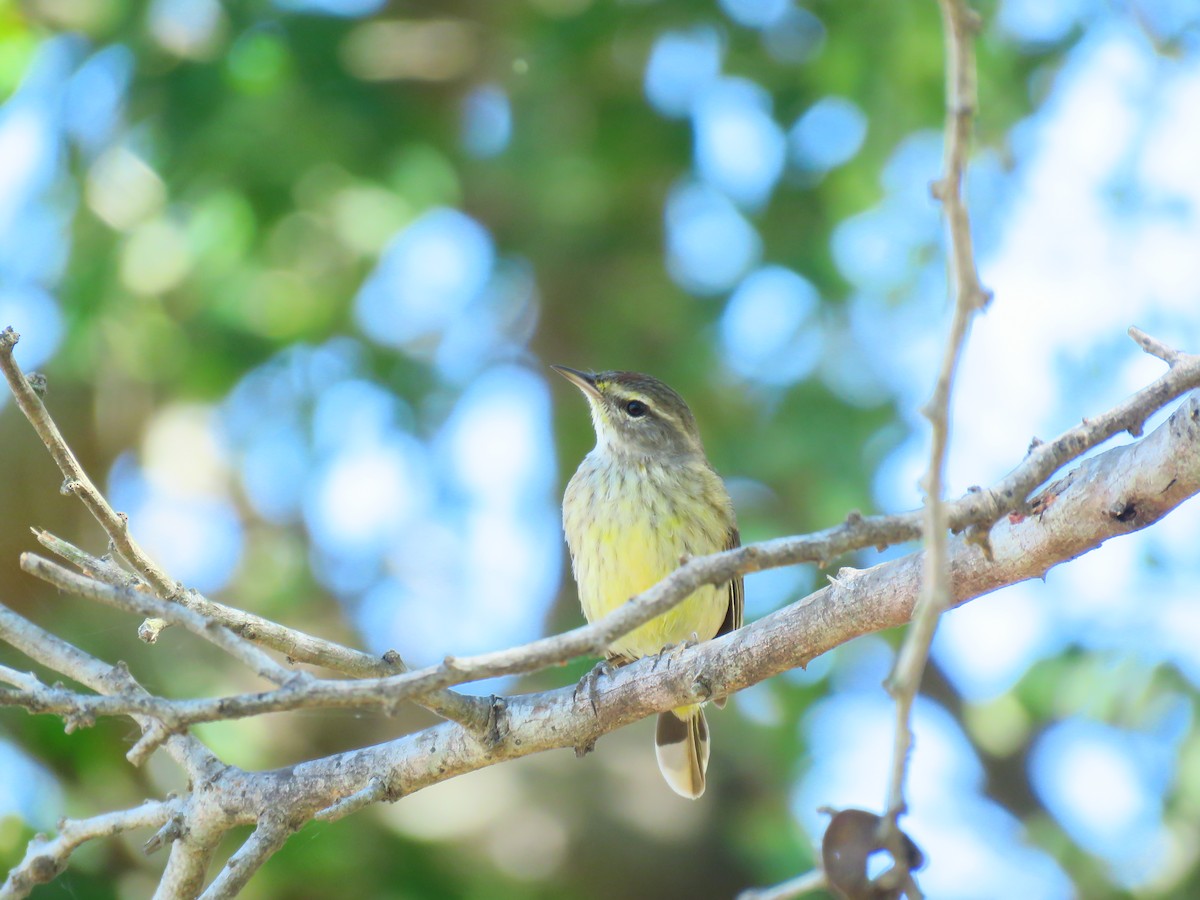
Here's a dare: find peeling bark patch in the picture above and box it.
[1029,490,1058,517]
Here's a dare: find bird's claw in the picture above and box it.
[650,637,696,672]
[574,659,616,716]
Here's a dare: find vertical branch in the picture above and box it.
[154,814,225,900]
[880,0,987,889]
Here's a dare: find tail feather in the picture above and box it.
[655,707,710,799]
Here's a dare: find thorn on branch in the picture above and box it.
[828,567,861,588]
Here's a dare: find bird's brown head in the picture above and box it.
[552,367,704,460]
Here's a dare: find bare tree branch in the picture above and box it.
[0,602,217,773]
[1,799,181,899]
[879,2,985,894]
[156,817,223,900]
[1,326,488,733]
[314,777,394,823]
[21,554,302,687]
[4,316,1199,897]
[198,819,298,900]
[0,326,178,599]
[4,336,1200,740]
[31,528,492,731]
[4,356,1197,894]
[1129,324,1182,368]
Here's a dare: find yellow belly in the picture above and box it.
[563,455,731,661]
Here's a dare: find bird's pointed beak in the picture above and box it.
[552,365,602,401]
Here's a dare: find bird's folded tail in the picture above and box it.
[655,705,709,799]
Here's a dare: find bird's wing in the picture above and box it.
[716,526,744,637]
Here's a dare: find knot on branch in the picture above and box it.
[25,372,47,396]
[1107,499,1139,525]
[24,837,64,885]
[0,325,19,353]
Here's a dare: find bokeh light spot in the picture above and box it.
[789,96,868,172]
[693,77,786,209]
[719,265,821,384]
[665,181,761,296]
[643,27,723,118]
[354,207,495,348]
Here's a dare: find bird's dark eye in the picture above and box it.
[624,399,648,418]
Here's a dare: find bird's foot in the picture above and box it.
[574,658,619,716]
[651,637,697,672]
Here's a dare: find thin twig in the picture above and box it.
[156,818,223,900]
[881,0,984,893]
[21,554,301,687]
[4,326,479,726]
[314,777,395,822]
[1,799,179,899]
[1129,325,1181,367]
[198,819,297,900]
[0,327,176,598]
[0,602,217,773]
[32,529,491,731]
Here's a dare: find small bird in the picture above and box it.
[554,366,743,799]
